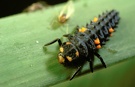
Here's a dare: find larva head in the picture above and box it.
[58,42,79,64]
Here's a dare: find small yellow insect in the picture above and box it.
[58,0,74,23]
[49,1,74,29]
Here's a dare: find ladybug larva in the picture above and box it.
[44,9,120,80]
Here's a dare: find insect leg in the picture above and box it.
[63,34,73,40]
[94,52,106,68]
[70,66,82,80]
[85,43,94,72]
[87,52,94,72]
[44,38,62,46]
[89,59,94,73]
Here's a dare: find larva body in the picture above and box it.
[45,10,120,80]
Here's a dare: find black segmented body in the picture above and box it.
[44,10,120,80]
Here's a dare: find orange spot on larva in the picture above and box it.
[79,27,87,33]
[109,28,114,33]
[59,47,64,52]
[66,42,71,45]
[93,17,98,22]
[94,38,100,44]
[66,56,72,62]
[96,45,101,49]
[75,51,79,57]
[58,56,65,63]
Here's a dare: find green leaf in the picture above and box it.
[0,0,135,87]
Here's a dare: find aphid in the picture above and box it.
[44,10,120,80]
[58,0,74,23]
[49,1,74,29]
